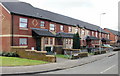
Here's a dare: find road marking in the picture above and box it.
[100,65,116,74]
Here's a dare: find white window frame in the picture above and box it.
[108,34,109,39]
[19,18,28,28]
[96,32,98,37]
[50,24,55,31]
[66,39,68,44]
[68,27,72,32]
[19,38,27,46]
[60,25,64,31]
[40,21,45,27]
[92,31,94,36]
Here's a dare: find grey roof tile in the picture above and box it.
[56,32,74,38]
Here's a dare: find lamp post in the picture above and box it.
[99,13,106,51]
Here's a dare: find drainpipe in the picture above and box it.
[11,14,14,46]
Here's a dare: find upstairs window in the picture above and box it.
[68,27,72,32]
[92,31,94,36]
[50,24,55,31]
[60,25,64,31]
[40,21,45,27]
[108,34,109,39]
[96,32,98,37]
[87,31,90,36]
[19,18,28,28]
[19,38,27,46]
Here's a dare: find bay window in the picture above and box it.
[45,37,48,44]
[50,38,53,45]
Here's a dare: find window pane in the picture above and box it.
[50,38,53,44]
[66,39,68,44]
[60,25,63,31]
[69,27,72,32]
[45,37,48,44]
[20,18,27,23]
[19,18,28,28]
[20,23,27,28]
[19,38,27,45]
[40,21,45,27]
[50,24,55,31]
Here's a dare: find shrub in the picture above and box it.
[0,52,2,56]
[94,51,101,55]
[0,52,19,57]
[3,52,10,56]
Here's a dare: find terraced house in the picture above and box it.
[104,28,120,46]
[0,1,110,52]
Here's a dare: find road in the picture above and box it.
[40,52,118,74]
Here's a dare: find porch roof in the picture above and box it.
[101,38,111,42]
[56,32,74,38]
[32,28,55,37]
[86,36,99,40]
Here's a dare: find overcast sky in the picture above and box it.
[18,0,119,31]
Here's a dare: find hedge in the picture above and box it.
[0,52,19,57]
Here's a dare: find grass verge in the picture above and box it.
[56,54,70,59]
[0,56,48,66]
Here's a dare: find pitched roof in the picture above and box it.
[32,28,55,37]
[2,1,108,34]
[105,28,120,36]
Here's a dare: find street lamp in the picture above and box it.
[99,13,106,51]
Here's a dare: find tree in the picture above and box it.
[73,32,81,49]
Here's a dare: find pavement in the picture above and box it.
[43,52,118,74]
[0,51,118,75]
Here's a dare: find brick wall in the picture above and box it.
[0,4,12,52]
[104,28,116,42]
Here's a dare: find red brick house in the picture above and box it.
[78,23,110,48]
[0,2,76,52]
[104,28,120,46]
[0,1,110,53]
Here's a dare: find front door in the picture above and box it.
[36,37,41,51]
